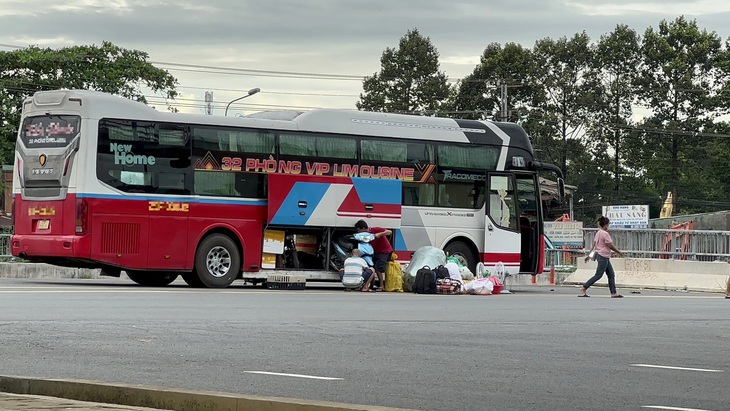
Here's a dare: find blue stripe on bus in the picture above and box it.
[351,178,401,205]
[393,229,408,251]
[269,182,329,225]
[75,193,267,206]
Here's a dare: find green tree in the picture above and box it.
[0,41,177,163]
[633,16,730,212]
[531,32,594,177]
[451,42,539,121]
[357,28,450,114]
[584,24,641,192]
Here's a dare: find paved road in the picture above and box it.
[0,278,728,411]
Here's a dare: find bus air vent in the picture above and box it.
[101,222,140,254]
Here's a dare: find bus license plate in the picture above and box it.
[38,220,50,230]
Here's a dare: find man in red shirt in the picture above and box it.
[355,220,392,292]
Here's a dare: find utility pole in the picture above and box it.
[205,91,213,115]
[498,83,523,122]
[500,84,508,122]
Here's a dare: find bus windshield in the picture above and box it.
[21,115,80,149]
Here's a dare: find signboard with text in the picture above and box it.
[543,221,584,247]
[601,205,649,229]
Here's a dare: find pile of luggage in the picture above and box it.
[403,246,504,295]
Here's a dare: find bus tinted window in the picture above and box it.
[192,127,274,154]
[403,182,434,206]
[438,145,499,169]
[191,126,271,198]
[279,133,356,159]
[361,140,434,163]
[194,170,265,198]
[97,119,191,194]
[488,175,517,230]
[21,115,80,148]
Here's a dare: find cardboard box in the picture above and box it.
[261,253,277,269]
[263,230,285,254]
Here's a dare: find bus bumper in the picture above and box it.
[11,234,90,260]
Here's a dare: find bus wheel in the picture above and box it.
[444,241,477,274]
[181,271,205,288]
[194,234,241,288]
[126,270,178,287]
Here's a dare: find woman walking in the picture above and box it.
[579,216,625,298]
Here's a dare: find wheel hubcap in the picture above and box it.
[206,246,231,278]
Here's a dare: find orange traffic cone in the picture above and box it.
[549,263,556,286]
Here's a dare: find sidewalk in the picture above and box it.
[0,392,169,410]
[0,375,414,411]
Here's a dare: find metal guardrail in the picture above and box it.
[0,226,12,258]
[544,228,730,273]
[583,228,730,262]
[544,248,582,273]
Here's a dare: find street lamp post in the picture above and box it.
[224,88,261,116]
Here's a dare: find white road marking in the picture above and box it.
[632,364,723,373]
[642,406,713,411]
[244,371,342,380]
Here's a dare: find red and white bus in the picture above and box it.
[11,89,564,287]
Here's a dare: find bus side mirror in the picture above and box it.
[557,178,565,203]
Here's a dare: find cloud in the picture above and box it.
[1,0,730,112]
[565,0,730,16]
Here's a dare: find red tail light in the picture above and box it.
[75,198,88,235]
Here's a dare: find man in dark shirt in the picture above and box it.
[355,220,392,292]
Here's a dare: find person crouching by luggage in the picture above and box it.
[355,219,392,292]
[341,249,375,292]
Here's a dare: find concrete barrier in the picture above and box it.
[0,375,415,411]
[0,262,101,279]
[564,258,730,293]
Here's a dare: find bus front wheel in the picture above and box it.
[194,234,241,288]
[444,241,477,274]
[126,270,178,287]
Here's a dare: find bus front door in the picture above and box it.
[484,173,521,276]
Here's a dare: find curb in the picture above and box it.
[0,375,416,411]
[0,262,102,279]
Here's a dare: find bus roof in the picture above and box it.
[25,89,534,152]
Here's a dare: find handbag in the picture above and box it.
[436,278,461,295]
[588,251,596,261]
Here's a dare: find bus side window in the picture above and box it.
[235,173,266,198]
[157,172,188,194]
[489,190,517,230]
[402,183,434,206]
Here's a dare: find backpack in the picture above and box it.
[434,265,450,280]
[413,265,437,294]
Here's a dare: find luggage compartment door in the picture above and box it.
[267,174,402,228]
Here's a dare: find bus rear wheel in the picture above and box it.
[194,234,241,288]
[126,270,178,287]
[444,241,477,274]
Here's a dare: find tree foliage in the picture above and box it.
[357,29,450,114]
[632,17,730,209]
[0,41,177,163]
[452,42,538,121]
[367,18,730,220]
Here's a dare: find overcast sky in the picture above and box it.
[2,0,730,115]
